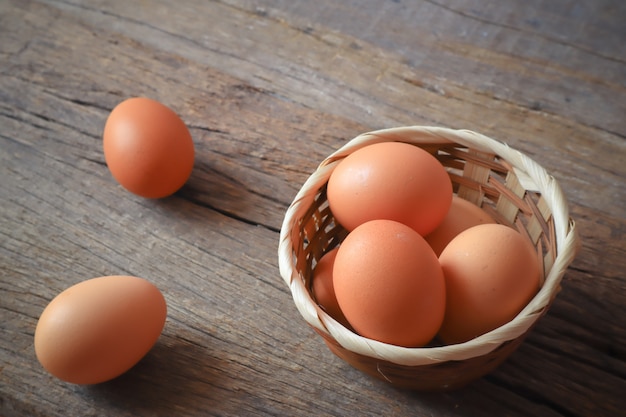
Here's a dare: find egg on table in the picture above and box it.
[103,97,195,199]
[34,275,167,385]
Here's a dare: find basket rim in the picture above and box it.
[278,125,580,366]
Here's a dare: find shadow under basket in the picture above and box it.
[278,126,580,391]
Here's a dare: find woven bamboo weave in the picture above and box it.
[278,126,580,390]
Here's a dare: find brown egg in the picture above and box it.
[311,248,350,327]
[333,220,446,347]
[34,276,167,384]
[103,97,194,198]
[327,142,452,235]
[438,224,541,344]
[425,196,496,256]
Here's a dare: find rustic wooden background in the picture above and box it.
[1,0,625,416]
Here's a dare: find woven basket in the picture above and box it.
[278,126,580,391]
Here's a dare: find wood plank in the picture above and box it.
[1,0,624,416]
[37,0,625,220]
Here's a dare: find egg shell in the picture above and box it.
[103,97,195,198]
[425,195,496,256]
[438,224,541,344]
[333,219,446,347]
[326,142,453,235]
[34,275,167,385]
[311,248,350,328]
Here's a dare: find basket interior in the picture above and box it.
[297,141,556,296]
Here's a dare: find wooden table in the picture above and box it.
[2,1,624,416]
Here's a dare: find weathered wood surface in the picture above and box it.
[1,0,624,416]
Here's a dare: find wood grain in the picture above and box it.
[1,0,624,416]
